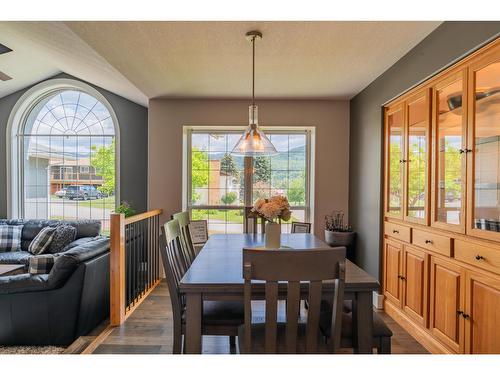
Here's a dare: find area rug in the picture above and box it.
[0,346,65,354]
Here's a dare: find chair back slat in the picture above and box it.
[160,224,184,326]
[265,281,278,353]
[285,281,300,353]
[242,247,346,354]
[172,212,196,265]
[305,281,322,353]
[244,207,266,234]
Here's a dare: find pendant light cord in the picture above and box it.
[251,35,256,123]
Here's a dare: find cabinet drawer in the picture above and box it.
[384,222,411,243]
[412,229,451,257]
[455,240,500,275]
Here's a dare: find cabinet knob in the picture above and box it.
[398,275,406,281]
[466,149,473,153]
[462,313,470,320]
[399,159,406,163]
[475,255,485,261]
[457,310,464,316]
[393,229,399,234]
[425,239,433,244]
[459,149,465,154]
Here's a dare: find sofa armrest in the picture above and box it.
[0,273,50,295]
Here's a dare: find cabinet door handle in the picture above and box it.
[457,310,464,316]
[462,313,470,320]
[399,159,406,163]
[475,255,485,261]
[466,149,473,153]
[393,230,399,234]
[425,239,433,244]
[459,149,465,154]
[398,275,406,281]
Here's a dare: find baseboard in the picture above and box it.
[372,292,384,309]
[384,301,455,354]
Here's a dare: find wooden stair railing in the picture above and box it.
[110,209,163,326]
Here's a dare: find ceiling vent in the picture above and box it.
[0,43,13,55]
[0,71,12,81]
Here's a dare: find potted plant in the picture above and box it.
[324,210,356,260]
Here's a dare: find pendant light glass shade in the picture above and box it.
[231,31,277,156]
[232,105,277,156]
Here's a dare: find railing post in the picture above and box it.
[110,212,126,326]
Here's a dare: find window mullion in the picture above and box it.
[243,156,253,207]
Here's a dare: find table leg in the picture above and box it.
[352,291,373,354]
[185,292,202,354]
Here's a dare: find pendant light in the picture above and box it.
[231,31,277,156]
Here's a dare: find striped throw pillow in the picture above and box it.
[28,226,56,255]
[0,225,23,253]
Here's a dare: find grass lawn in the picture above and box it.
[50,195,116,209]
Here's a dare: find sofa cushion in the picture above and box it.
[61,237,95,252]
[29,254,57,275]
[0,219,101,251]
[47,237,109,288]
[0,251,32,265]
[28,226,56,255]
[46,225,77,254]
[0,224,23,253]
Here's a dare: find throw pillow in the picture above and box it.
[28,226,56,255]
[0,224,23,253]
[29,254,56,275]
[46,225,77,254]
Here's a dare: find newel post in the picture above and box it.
[110,212,126,326]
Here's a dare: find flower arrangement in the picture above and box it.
[252,195,292,223]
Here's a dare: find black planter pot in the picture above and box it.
[324,230,357,262]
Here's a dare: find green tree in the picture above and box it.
[221,191,237,204]
[288,172,305,205]
[191,147,209,188]
[91,139,115,196]
[254,156,271,183]
[220,153,239,178]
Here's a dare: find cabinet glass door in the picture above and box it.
[405,92,429,223]
[433,73,466,231]
[469,56,500,238]
[386,105,404,218]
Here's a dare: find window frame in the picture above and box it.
[183,125,315,233]
[6,78,120,219]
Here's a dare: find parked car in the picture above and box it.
[55,188,66,198]
[65,185,103,200]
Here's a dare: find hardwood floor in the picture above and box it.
[92,280,428,354]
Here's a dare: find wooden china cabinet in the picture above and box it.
[382,38,500,354]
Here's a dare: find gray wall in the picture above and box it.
[0,72,148,216]
[349,22,500,281]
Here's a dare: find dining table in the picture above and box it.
[179,233,380,354]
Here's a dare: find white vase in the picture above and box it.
[265,222,281,249]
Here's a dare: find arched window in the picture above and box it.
[8,79,119,234]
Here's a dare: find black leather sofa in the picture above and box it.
[0,220,110,346]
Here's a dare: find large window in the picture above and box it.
[11,84,117,235]
[184,127,313,234]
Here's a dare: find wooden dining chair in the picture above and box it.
[244,206,266,234]
[291,222,312,234]
[160,219,244,354]
[238,247,346,354]
[172,211,196,265]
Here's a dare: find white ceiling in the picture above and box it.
[0,21,441,106]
